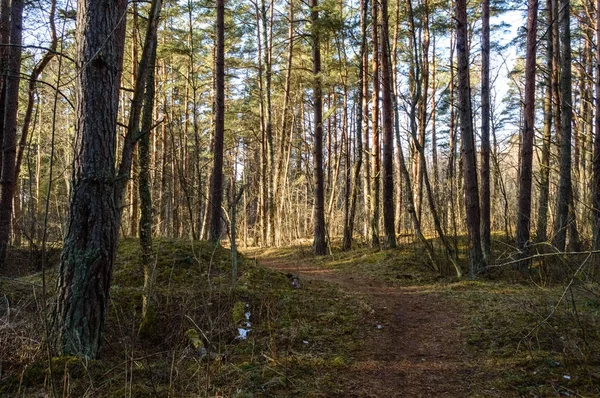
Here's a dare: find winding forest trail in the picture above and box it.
[257,255,500,398]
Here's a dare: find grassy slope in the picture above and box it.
[0,239,361,397]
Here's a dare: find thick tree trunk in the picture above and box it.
[209,0,225,243]
[0,0,23,265]
[51,0,128,358]
[515,0,538,262]
[456,0,484,276]
[52,0,161,357]
[311,0,327,255]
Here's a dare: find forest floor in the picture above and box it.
[254,253,482,397]
[1,238,599,397]
[246,243,600,397]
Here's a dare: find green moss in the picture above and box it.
[232,301,246,325]
[138,304,157,338]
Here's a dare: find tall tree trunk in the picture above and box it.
[480,0,491,260]
[51,0,128,358]
[0,0,11,172]
[138,31,158,337]
[0,0,23,265]
[311,0,327,255]
[209,0,225,243]
[536,0,553,243]
[273,0,294,246]
[129,5,140,237]
[380,0,395,248]
[261,0,275,246]
[415,0,430,224]
[447,15,458,251]
[342,0,368,251]
[456,0,484,276]
[52,0,161,358]
[370,0,380,247]
[515,0,538,263]
[552,0,573,251]
[593,0,600,250]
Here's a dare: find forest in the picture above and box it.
[1,0,600,395]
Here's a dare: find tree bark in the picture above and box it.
[51,0,128,358]
[370,0,380,248]
[594,0,600,250]
[342,0,368,251]
[536,0,553,243]
[515,0,538,263]
[209,0,225,243]
[138,0,161,337]
[0,0,23,265]
[552,0,573,251]
[52,0,161,357]
[456,0,484,276]
[380,0,395,248]
[480,0,491,260]
[311,0,327,255]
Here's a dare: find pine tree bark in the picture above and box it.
[342,0,368,251]
[51,0,128,358]
[0,0,11,172]
[370,0,380,248]
[261,0,275,246]
[456,0,484,276]
[0,0,23,265]
[209,0,225,243]
[311,0,327,255]
[52,0,161,357]
[138,0,161,337]
[480,0,491,260]
[594,0,600,250]
[536,0,553,243]
[552,0,573,251]
[380,0,395,248]
[515,0,538,262]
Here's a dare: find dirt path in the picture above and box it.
[258,256,496,398]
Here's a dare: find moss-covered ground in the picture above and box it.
[1,237,600,397]
[0,239,361,397]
